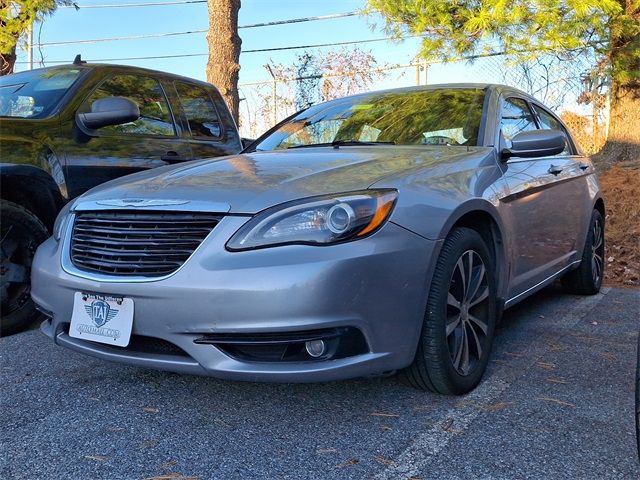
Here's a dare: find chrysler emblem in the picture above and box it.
[96,199,190,208]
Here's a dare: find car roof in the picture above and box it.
[17,63,214,89]
[335,83,533,101]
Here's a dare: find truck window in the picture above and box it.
[175,82,222,138]
[82,75,175,136]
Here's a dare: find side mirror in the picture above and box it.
[77,96,140,130]
[501,129,566,160]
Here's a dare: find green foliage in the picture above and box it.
[0,1,75,54]
[368,0,639,88]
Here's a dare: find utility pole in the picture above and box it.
[414,59,428,86]
[27,22,34,70]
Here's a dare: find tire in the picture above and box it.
[561,209,604,295]
[0,200,49,336]
[400,227,497,395]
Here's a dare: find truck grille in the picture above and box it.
[70,211,222,277]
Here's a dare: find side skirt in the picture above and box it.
[504,260,582,309]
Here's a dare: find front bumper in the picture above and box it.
[32,216,439,382]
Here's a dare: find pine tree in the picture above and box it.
[368,0,640,163]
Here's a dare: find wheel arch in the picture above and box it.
[0,164,65,231]
[594,196,605,218]
[437,201,509,309]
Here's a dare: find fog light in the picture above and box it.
[305,339,326,358]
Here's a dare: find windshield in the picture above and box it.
[0,67,84,119]
[253,87,487,151]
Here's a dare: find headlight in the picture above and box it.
[226,190,398,251]
[53,201,75,241]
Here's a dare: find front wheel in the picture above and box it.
[0,200,49,336]
[562,209,604,295]
[401,227,497,395]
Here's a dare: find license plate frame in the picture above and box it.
[69,292,134,347]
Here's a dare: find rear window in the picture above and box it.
[175,82,222,138]
[0,67,84,118]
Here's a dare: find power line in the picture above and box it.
[37,12,359,48]
[17,35,421,64]
[62,1,206,8]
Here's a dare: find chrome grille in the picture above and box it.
[70,211,221,277]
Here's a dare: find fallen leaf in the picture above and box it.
[84,455,108,462]
[490,359,509,365]
[138,439,159,450]
[336,458,359,468]
[316,448,338,454]
[504,352,524,358]
[535,396,575,407]
[441,418,454,431]
[546,377,568,384]
[536,362,556,370]
[374,455,394,465]
[479,402,511,412]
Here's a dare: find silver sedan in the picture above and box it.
[31,84,604,394]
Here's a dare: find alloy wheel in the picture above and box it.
[591,217,604,285]
[446,250,490,376]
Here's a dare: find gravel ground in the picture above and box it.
[1,285,639,480]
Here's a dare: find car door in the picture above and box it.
[497,96,581,298]
[529,101,593,241]
[64,73,193,198]
[169,80,243,159]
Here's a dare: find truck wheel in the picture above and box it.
[0,200,49,336]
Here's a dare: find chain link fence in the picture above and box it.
[238,52,609,155]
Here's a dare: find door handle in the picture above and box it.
[161,151,186,163]
[547,164,563,176]
[578,162,589,171]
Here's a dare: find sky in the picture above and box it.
[14,1,421,83]
[11,0,594,137]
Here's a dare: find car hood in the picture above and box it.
[74,146,493,214]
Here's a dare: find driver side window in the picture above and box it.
[500,97,537,148]
[531,104,571,155]
[81,75,175,136]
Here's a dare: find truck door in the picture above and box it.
[64,74,192,198]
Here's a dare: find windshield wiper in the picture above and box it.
[287,139,396,149]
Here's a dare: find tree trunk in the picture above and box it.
[591,0,640,166]
[593,87,640,166]
[0,46,17,76]
[206,0,242,125]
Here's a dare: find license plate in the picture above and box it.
[69,292,134,347]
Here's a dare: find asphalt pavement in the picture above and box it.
[1,285,639,480]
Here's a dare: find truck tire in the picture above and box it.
[0,200,50,336]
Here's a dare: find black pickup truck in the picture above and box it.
[0,59,243,334]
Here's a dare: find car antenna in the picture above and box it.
[73,54,86,65]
